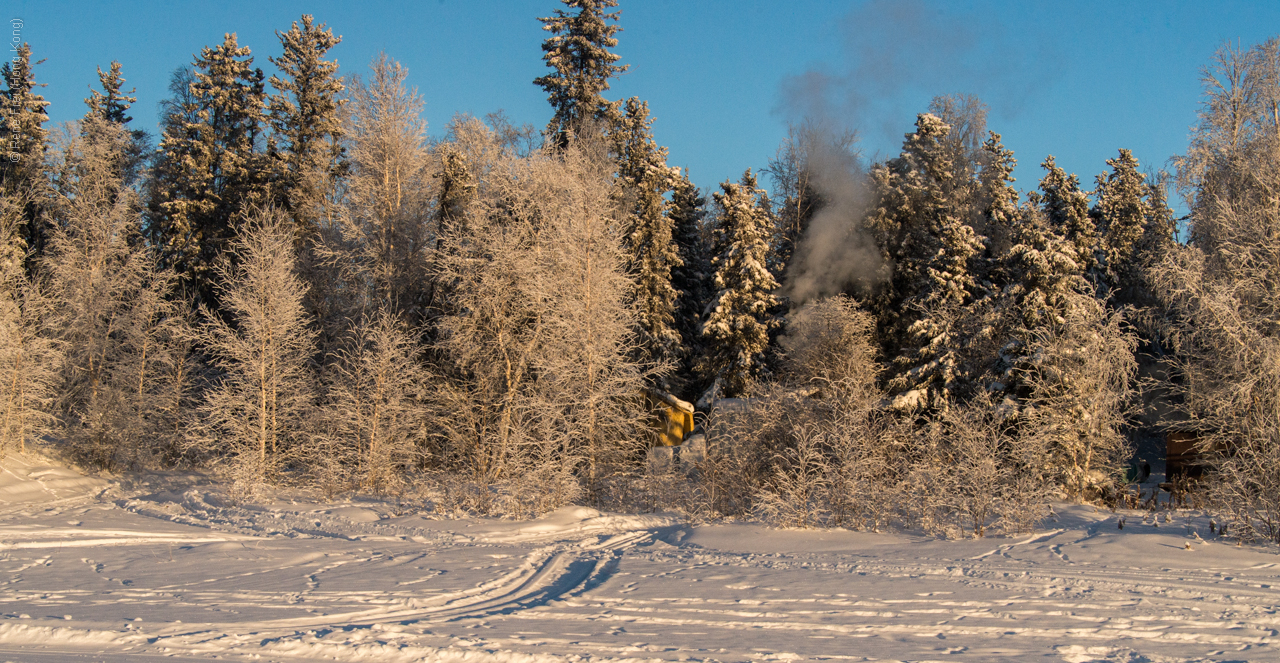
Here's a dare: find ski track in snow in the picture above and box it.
[0,457,1275,662]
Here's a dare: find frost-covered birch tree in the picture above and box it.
[0,196,58,455]
[434,140,650,508]
[332,54,433,323]
[1157,39,1280,538]
[46,118,189,469]
[322,307,428,495]
[189,211,317,494]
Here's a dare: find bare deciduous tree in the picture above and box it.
[321,306,429,495]
[332,54,434,323]
[188,210,317,495]
[1020,292,1137,501]
[46,118,190,469]
[0,195,59,456]
[432,138,653,512]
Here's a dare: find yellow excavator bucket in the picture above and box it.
[643,388,695,447]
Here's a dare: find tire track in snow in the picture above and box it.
[144,530,646,651]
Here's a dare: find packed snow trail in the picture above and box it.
[0,457,1276,662]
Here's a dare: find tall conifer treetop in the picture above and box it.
[267,15,345,238]
[1093,149,1147,276]
[1029,155,1098,279]
[85,62,137,126]
[535,0,628,148]
[1,43,51,269]
[0,44,49,170]
[150,32,268,312]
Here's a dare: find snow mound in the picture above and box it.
[0,454,108,507]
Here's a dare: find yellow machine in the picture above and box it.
[643,388,695,447]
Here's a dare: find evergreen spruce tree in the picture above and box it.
[669,171,710,390]
[867,114,983,409]
[612,97,680,372]
[423,142,477,321]
[991,208,1091,403]
[85,61,137,126]
[148,34,268,312]
[1135,178,1177,274]
[699,169,779,400]
[0,44,51,271]
[1091,149,1176,315]
[972,133,1020,289]
[1027,156,1099,282]
[1093,149,1148,295]
[83,62,148,190]
[267,15,346,239]
[534,0,627,148]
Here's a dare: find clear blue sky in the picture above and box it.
[12,0,1280,215]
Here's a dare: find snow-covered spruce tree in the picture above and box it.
[535,0,627,149]
[668,172,711,393]
[85,62,135,125]
[1092,150,1147,295]
[1091,150,1177,314]
[0,44,51,271]
[330,54,433,325]
[1027,156,1100,282]
[45,118,190,470]
[0,194,59,456]
[434,140,651,510]
[267,15,346,239]
[321,307,428,495]
[699,170,779,401]
[867,113,983,410]
[991,208,1089,395]
[188,211,317,495]
[83,62,149,188]
[971,133,1020,289]
[147,33,268,313]
[611,97,681,372]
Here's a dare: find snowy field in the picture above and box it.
[0,455,1276,663]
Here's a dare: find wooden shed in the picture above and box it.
[1165,428,1225,480]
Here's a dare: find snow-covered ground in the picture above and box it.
[0,455,1276,663]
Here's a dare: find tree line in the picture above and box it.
[0,1,1276,540]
